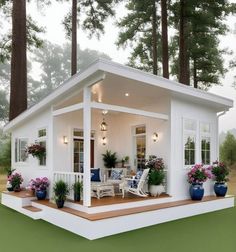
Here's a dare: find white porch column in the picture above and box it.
[83,87,91,207]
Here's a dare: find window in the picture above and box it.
[183,119,196,166]
[15,138,28,163]
[184,136,196,165]
[38,128,47,166]
[134,125,146,170]
[73,129,95,172]
[200,123,211,165]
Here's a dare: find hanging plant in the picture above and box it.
[26,143,46,160]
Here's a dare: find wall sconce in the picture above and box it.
[63,136,68,144]
[152,133,158,142]
[102,136,107,146]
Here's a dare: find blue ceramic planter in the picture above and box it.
[214,183,227,197]
[189,183,204,200]
[36,190,47,200]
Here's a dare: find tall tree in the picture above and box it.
[220,132,236,165]
[62,0,116,76]
[9,0,27,121]
[178,0,189,85]
[71,0,77,75]
[117,0,162,75]
[161,0,169,78]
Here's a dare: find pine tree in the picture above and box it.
[61,0,117,76]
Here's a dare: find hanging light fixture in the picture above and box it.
[100,110,108,131]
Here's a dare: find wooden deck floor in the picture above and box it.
[2,190,34,198]
[33,195,234,221]
[72,193,171,207]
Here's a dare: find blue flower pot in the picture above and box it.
[189,183,204,200]
[36,190,47,200]
[214,183,227,197]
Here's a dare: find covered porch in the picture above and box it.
[51,70,171,207]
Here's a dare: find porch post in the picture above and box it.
[83,87,91,207]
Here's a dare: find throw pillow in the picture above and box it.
[110,169,123,180]
[91,168,101,182]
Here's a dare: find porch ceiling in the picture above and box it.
[91,73,170,112]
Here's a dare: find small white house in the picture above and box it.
[2,58,234,239]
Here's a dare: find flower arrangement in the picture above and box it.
[29,177,50,191]
[146,157,165,185]
[26,143,46,159]
[210,161,229,183]
[187,164,211,184]
[8,172,23,191]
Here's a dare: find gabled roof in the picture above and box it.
[4,58,233,132]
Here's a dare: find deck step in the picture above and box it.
[22,205,42,212]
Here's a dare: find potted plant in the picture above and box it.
[26,143,46,160]
[73,181,83,202]
[53,180,69,208]
[146,158,165,197]
[29,177,50,200]
[102,150,117,176]
[8,172,23,192]
[211,161,229,197]
[6,168,16,191]
[187,164,211,200]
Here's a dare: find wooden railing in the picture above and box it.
[53,171,83,200]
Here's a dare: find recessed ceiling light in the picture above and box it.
[125,93,129,97]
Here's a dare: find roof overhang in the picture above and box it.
[4,58,233,132]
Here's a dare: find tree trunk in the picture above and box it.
[152,0,158,75]
[71,0,77,76]
[179,0,190,85]
[161,0,169,79]
[9,0,27,121]
[193,59,198,88]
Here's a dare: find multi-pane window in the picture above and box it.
[38,128,47,166]
[15,138,28,163]
[184,119,196,166]
[184,136,196,165]
[134,125,146,170]
[201,123,211,165]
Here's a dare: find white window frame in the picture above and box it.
[37,127,47,167]
[183,118,197,168]
[200,122,211,165]
[15,138,28,163]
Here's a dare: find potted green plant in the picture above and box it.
[73,181,83,202]
[53,180,69,208]
[211,161,229,197]
[146,158,165,197]
[102,150,117,168]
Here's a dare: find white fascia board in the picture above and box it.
[91,102,169,120]
[4,63,104,132]
[53,102,84,116]
[97,59,233,109]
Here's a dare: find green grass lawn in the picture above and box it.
[0,202,236,252]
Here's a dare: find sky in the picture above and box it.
[28,1,236,133]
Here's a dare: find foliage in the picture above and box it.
[8,172,23,189]
[73,181,83,194]
[220,132,236,165]
[0,89,9,122]
[26,143,46,159]
[146,157,165,185]
[29,177,50,191]
[28,42,110,106]
[0,129,11,171]
[187,164,211,184]
[61,0,117,39]
[53,180,69,201]
[102,150,117,168]
[210,161,229,183]
[116,0,162,74]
